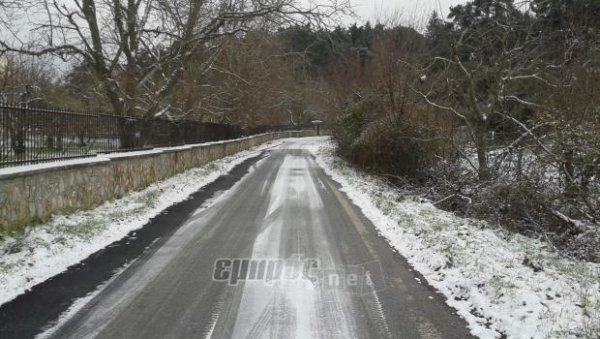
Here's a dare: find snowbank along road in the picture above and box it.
[39,139,473,338]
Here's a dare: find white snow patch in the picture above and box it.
[0,157,110,177]
[294,137,600,339]
[230,150,351,339]
[101,149,165,159]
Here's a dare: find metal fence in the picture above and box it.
[0,104,242,168]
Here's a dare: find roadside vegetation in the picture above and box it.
[318,1,600,262]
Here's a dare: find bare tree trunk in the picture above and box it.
[9,113,25,156]
[562,149,576,197]
[10,128,25,155]
[119,119,137,149]
[474,124,489,181]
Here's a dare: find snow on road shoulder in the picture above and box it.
[0,140,282,307]
[298,137,600,339]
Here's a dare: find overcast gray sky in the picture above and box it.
[347,0,465,27]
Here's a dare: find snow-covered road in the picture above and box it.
[38,140,472,338]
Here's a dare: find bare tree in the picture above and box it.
[186,30,301,129]
[0,0,349,118]
[0,55,55,157]
[416,1,557,181]
[417,0,599,240]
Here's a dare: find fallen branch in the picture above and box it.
[551,210,590,233]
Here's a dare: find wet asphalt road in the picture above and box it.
[40,140,474,339]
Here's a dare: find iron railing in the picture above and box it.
[0,104,242,168]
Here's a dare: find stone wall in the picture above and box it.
[0,131,315,231]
